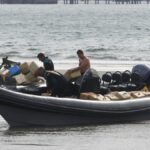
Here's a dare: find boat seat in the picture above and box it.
[131,72,145,90]
[109,84,126,91]
[108,71,138,92]
[101,71,140,92]
[120,70,137,91]
[125,83,137,91]
[99,86,110,95]
[99,72,112,95]
[101,71,127,92]
[109,71,140,92]
[122,70,131,83]
[107,71,122,91]
[111,71,122,85]
[102,72,112,85]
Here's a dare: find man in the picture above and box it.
[35,67,69,97]
[37,53,54,71]
[69,50,90,75]
[64,50,90,84]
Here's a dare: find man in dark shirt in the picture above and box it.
[35,67,69,97]
[37,53,54,71]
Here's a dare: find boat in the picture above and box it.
[1,57,150,127]
[1,86,150,128]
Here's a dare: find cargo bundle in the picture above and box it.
[0,57,40,85]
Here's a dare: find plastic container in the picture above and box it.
[9,65,21,76]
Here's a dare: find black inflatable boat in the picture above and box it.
[1,86,150,127]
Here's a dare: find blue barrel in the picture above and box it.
[9,65,21,76]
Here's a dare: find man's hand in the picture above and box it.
[68,69,73,73]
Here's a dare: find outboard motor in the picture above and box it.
[132,64,150,90]
[132,64,150,83]
[80,69,100,94]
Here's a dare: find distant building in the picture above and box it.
[0,0,58,4]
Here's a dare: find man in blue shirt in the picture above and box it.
[37,53,54,71]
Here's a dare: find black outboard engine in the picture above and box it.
[80,69,100,94]
[132,64,150,89]
[132,64,150,82]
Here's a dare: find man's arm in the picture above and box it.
[69,58,89,73]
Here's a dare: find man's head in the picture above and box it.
[37,53,46,62]
[34,67,45,77]
[77,50,84,59]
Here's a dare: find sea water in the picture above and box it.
[0,4,150,150]
[0,4,150,61]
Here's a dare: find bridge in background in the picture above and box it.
[0,0,57,3]
[0,0,149,4]
[63,0,150,4]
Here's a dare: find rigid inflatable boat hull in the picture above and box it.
[1,103,150,127]
[1,87,150,127]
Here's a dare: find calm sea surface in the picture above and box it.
[0,4,150,150]
[0,4,150,61]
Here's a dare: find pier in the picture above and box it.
[0,0,150,4]
[0,0,58,4]
[63,0,150,4]
[0,0,4,3]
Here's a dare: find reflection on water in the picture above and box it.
[0,117,150,150]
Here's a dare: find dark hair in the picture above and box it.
[37,53,45,58]
[77,50,84,55]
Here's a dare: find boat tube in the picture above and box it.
[1,87,150,127]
